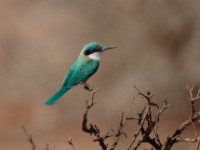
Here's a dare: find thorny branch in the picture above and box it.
[22,85,200,150]
[127,85,169,150]
[82,88,134,150]
[82,88,110,150]
[82,85,171,150]
[163,85,200,150]
[126,85,200,150]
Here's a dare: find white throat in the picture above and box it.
[88,52,101,60]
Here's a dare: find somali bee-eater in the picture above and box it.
[43,42,116,105]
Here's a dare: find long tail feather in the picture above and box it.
[43,86,73,105]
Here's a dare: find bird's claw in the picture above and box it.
[80,82,93,91]
[81,82,101,93]
[84,84,93,91]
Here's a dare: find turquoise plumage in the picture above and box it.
[43,86,73,105]
[43,42,116,105]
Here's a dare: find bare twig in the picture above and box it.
[128,86,168,150]
[154,124,162,147]
[22,85,200,150]
[155,99,169,121]
[197,140,200,150]
[186,85,200,116]
[163,86,200,150]
[67,136,76,150]
[110,99,134,150]
[133,85,159,108]
[127,106,148,150]
[82,88,111,150]
[176,136,200,143]
[21,126,36,150]
[163,111,200,150]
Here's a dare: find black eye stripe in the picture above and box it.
[85,50,92,55]
[85,49,99,55]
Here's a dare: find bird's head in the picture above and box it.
[81,42,116,60]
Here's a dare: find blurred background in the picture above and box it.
[1,0,200,149]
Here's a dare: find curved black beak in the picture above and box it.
[102,45,117,52]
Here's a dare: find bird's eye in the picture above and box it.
[85,49,92,55]
[84,47,101,55]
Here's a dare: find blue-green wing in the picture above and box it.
[62,61,77,87]
[66,59,99,86]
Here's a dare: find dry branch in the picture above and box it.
[162,86,200,150]
[110,99,134,150]
[67,136,76,150]
[22,85,200,150]
[21,126,36,150]
[82,88,110,150]
[127,85,169,150]
[81,85,200,149]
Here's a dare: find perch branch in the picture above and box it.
[82,88,111,150]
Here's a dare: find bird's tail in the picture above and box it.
[43,86,73,105]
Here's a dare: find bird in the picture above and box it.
[43,42,116,105]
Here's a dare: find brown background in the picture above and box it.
[1,0,200,149]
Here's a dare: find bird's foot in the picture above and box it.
[81,82,101,93]
[84,84,93,91]
[87,86,101,96]
[80,82,93,91]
